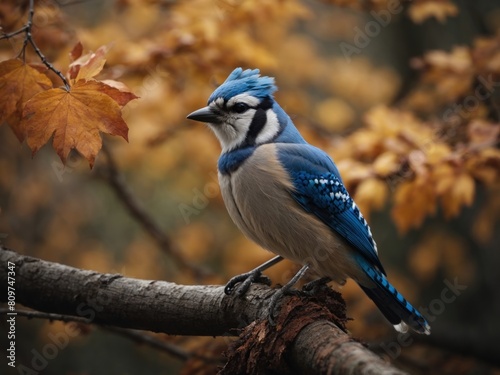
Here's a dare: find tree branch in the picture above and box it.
[0,247,407,374]
[0,0,70,89]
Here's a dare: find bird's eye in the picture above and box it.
[232,102,249,113]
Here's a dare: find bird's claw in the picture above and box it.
[301,277,331,296]
[267,286,301,326]
[224,271,272,296]
[267,278,331,325]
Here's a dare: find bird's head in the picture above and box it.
[187,68,298,153]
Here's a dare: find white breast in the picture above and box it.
[218,144,368,285]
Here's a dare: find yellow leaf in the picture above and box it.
[336,160,372,189]
[314,98,354,131]
[354,178,388,218]
[348,130,383,159]
[432,164,455,194]
[440,173,475,218]
[408,1,459,24]
[373,152,400,177]
[392,179,437,232]
[425,143,452,165]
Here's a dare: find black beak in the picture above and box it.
[186,106,221,123]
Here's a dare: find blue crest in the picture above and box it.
[208,68,277,104]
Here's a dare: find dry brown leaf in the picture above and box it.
[69,41,84,62]
[79,80,138,107]
[0,59,52,140]
[22,80,129,167]
[68,45,109,81]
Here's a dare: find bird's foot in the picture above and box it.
[267,285,302,326]
[268,264,310,326]
[224,270,272,296]
[301,276,332,296]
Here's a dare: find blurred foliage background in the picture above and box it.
[1,0,500,374]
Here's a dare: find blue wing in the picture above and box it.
[277,143,386,275]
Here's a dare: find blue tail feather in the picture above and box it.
[357,256,431,335]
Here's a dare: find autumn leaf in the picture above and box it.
[440,173,475,218]
[372,151,400,177]
[0,59,52,141]
[68,45,109,81]
[392,178,437,232]
[83,80,138,107]
[353,178,388,219]
[314,98,354,131]
[408,1,459,24]
[69,41,84,62]
[466,148,500,184]
[467,120,500,148]
[22,80,130,167]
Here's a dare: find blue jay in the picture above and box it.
[187,68,430,335]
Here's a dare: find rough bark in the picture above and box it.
[0,247,407,374]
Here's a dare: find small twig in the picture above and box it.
[106,326,224,365]
[0,308,91,324]
[97,144,212,280]
[0,0,70,90]
[0,26,28,40]
[0,308,220,363]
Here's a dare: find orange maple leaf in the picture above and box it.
[83,80,138,107]
[0,59,52,141]
[22,80,130,168]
